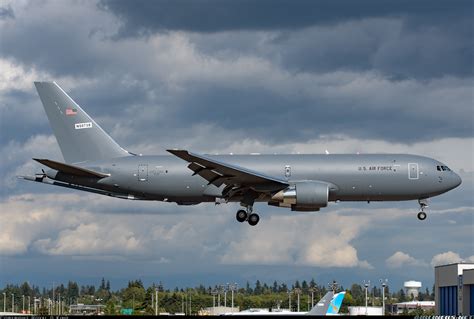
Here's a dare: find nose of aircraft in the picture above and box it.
[452,172,462,188]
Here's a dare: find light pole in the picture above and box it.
[294,288,301,312]
[380,279,388,316]
[132,294,135,313]
[52,282,55,316]
[363,280,370,316]
[189,289,192,315]
[181,293,184,314]
[3,292,6,312]
[228,283,238,313]
[211,289,217,311]
[11,293,14,313]
[287,290,292,311]
[308,287,315,308]
[224,283,228,308]
[328,280,338,294]
[155,286,158,316]
[28,296,30,314]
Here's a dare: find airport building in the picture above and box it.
[395,301,435,314]
[434,263,474,315]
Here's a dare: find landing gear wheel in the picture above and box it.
[417,211,427,221]
[236,210,248,223]
[248,213,260,226]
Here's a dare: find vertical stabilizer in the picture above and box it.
[34,82,129,163]
[307,291,335,315]
[326,291,346,315]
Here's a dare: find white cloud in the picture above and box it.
[33,222,142,256]
[386,251,427,268]
[221,213,372,268]
[430,251,474,267]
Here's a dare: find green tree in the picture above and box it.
[105,300,115,315]
[340,291,355,314]
[122,286,146,310]
[409,306,424,316]
[254,281,262,295]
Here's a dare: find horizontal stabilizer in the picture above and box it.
[33,158,109,178]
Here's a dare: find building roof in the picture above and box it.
[434,262,474,268]
[396,301,435,307]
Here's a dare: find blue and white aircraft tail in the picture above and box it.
[227,290,345,316]
[325,291,346,315]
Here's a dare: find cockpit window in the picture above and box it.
[437,166,441,171]
[438,165,451,171]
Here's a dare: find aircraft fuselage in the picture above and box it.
[46,153,461,205]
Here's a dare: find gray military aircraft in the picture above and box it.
[19,82,462,226]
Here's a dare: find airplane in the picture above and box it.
[224,291,345,316]
[19,82,462,226]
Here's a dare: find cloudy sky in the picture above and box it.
[0,0,473,292]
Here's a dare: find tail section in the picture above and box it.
[307,291,334,315]
[326,291,346,315]
[34,82,129,163]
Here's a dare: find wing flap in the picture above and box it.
[33,158,109,178]
[167,149,288,192]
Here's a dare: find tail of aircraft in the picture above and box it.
[326,291,346,315]
[306,291,345,316]
[34,82,129,163]
[307,291,335,315]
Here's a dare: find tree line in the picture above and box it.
[0,278,434,315]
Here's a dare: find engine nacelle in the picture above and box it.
[271,181,329,211]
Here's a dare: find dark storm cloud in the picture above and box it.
[98,0,470,33]
[98,0,473,80]
[0,4,14,19]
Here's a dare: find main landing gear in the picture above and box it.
[417,199,428,221]
[236,208,260,226]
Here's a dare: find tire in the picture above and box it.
[417,211,427,220]
[248,213,260,226]
[236,210,247,223]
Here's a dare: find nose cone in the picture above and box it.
[452,172,462,189]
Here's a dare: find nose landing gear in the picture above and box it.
[235,207,260,226]
[417,211,427,220]
[417,199,428,221]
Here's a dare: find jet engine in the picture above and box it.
[270,181,329,211]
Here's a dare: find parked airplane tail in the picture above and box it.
[326,291,346,315]
[34,82,129,163]
[307,291,335,315]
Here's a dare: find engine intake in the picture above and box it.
[271,181,329,211]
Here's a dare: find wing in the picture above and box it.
[33,158,110,178]
[167,150,289,195]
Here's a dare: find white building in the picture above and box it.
[199,306,239,315]
[395,301,435,314]
[348,306,383,316]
